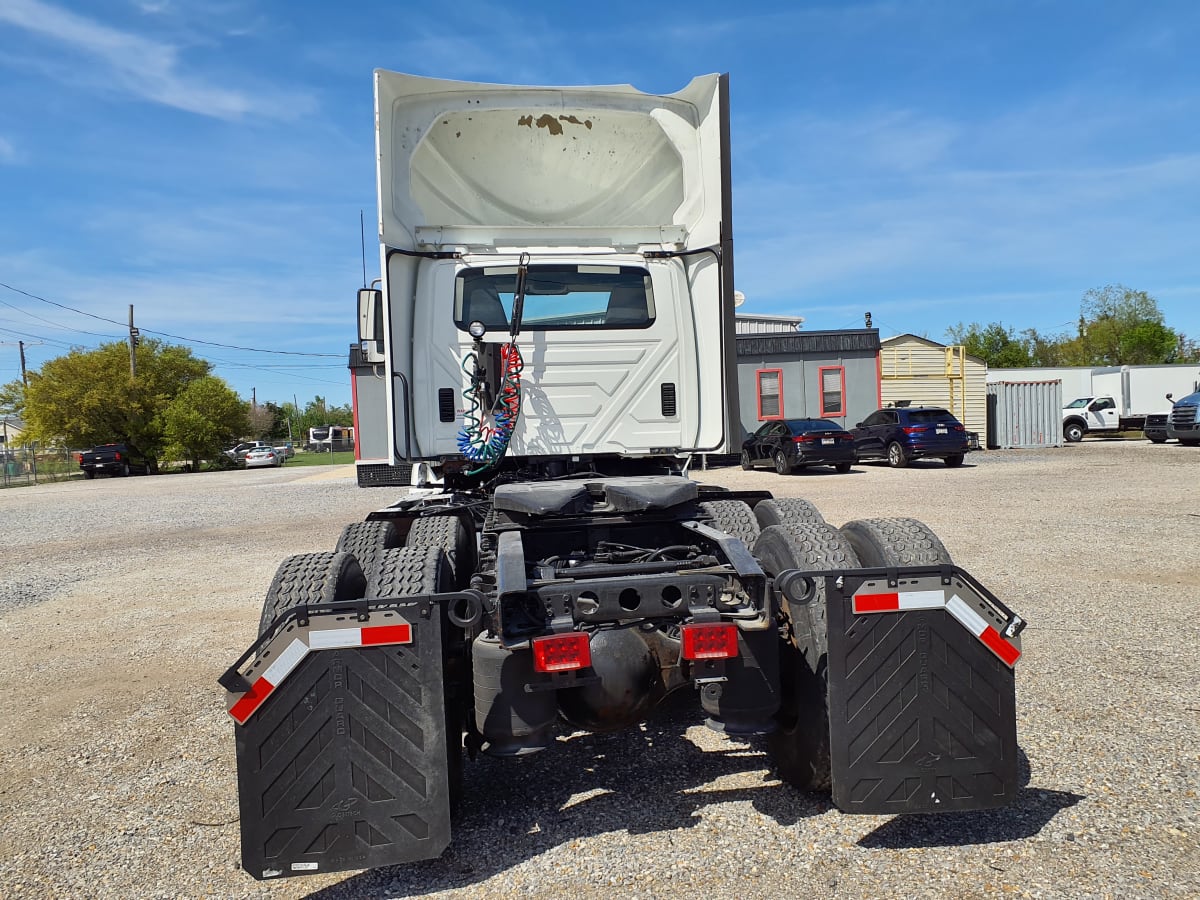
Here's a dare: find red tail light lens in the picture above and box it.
[792,435,814,443]
[531,633,591,672]
[902,426,921,435]
[680,623,739,660]
[114,451,122,460]
[953,424,965,431]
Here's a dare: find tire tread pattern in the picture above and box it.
[698,499,761,545]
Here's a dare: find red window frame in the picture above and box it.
[818,365,846,418]
[756,368,784,420]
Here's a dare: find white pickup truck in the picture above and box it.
[1061,396,1143,442]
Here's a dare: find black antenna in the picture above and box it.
[360,210,367,287]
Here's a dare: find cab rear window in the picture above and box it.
[455,264,655,332]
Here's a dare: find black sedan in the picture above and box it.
[741,419,856,475]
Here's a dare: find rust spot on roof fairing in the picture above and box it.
[517,114,592,135]
[535,114,563,135]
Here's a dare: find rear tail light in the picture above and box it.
[953,424,965,432]
[902,426,921,435]
[792,435,814,443]
[531,633,591,672]
[76,454,83,463]
[680,622,739,660]
[114,451,122,460]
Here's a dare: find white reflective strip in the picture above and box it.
[262,638,310,686]
[897,590,945,610]
[308,627,363,650]
[946,594,988,637]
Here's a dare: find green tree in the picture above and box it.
[1077,285,1178,365]
[161,377,249,471]
[0,379,24,418]
[945,322,1033,367]
[23,339,210,473]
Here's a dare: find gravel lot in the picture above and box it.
[0,441,1197,899]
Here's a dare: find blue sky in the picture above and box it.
[1,1,1197,408]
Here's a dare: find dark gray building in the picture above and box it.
[735,328,881,442]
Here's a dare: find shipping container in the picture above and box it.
[986,381,1064,449]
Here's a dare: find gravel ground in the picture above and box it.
[0,441,1197,899]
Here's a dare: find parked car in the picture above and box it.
[851,406,969,468]
[243,446,283,469]
[77,443,150,478]
[224,441,282,464]
[740,418,856,475]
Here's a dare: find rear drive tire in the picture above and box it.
[335,520,401,585]
[406,514,476,590]
[83,470,94,479]
[740,449,753,471]
[754,497,825,531]
[259,551,367,637]
[840,517,953,567]
[1148,438,1167,444]
[886,441,909,468]
[698,499,761,546]
[834,462,852,474]
[121,462,131,477]
[943,453,965,467]
[753,523,860,791]
[774,451,791,475]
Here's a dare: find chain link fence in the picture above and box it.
[0,445,83,488]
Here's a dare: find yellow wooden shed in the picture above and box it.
[878,334,988,447]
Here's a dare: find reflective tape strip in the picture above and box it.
[309,622,413,649]
[262,638,309,686]
[945,594,989,636]
[852,587,1020,668]
[853,589,944,614]
[228,639,309,725]
[228,621,411,724]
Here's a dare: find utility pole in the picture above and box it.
[128,304,139,378]
[252,387,257,409]
[18,340,27,385]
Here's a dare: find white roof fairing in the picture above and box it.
[374,71,725,252]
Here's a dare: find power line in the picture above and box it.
[0,280,343,358]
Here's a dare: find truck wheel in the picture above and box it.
[258,551,367,636]
[83,470,94,479]
[335,521,401,585]
[740,449,753,470]
[406,515,476,590]
[698,499,761,546]
[839,517,952,567]
[886,441,909,468]
[369,546,464,810]
[834,462,852,474]
[943,453,965,467]
[754,497,825,531]
[1148,437,1167,444]
[773,451,791,475]
[753,523,860,791]
[121,462,131,477]
[1064,422,1085,443]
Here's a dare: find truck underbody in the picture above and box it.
[222,460,1024,880]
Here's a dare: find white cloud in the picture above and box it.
[0,0,313,120]
[0,135,16,163]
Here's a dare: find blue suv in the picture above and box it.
[851,406,969,468]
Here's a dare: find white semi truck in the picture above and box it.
[220,71,1026,881]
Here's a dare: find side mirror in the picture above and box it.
[357,288,384,363]
[1166,393,1174,401]
[854,422,863,428]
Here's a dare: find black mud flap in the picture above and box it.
[824,569,1021,814]
[228,599,452,879]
